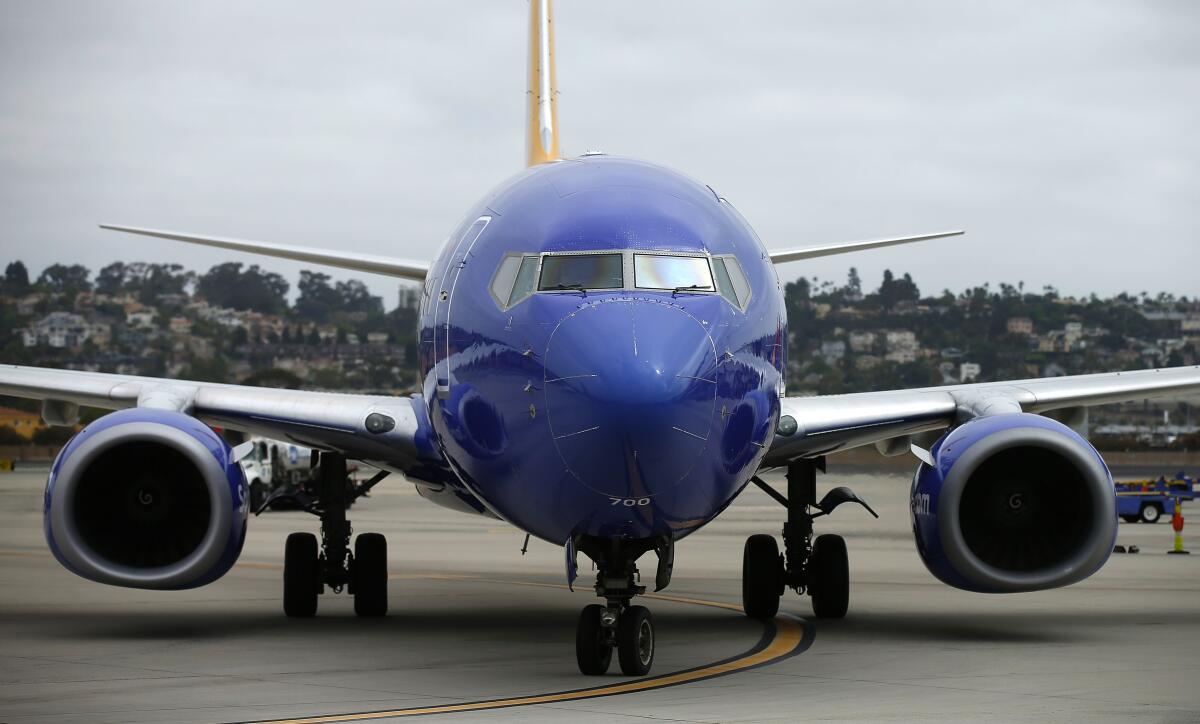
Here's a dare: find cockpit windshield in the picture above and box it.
[538,254,624,291]
[492,249,747,310]
[633,254,714,291]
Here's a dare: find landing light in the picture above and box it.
[365,413,395,434]
[777,415,798,437]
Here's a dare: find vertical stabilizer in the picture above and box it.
[526,0,560,166]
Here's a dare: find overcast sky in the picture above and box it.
[2,1,1197,306]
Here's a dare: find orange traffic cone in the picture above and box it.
[1168,498,1190,555]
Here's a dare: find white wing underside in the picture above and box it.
[0,364,426,472]
[766,365,1200,464]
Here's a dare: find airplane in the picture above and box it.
[3,0,1199,678]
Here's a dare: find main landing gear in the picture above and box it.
[280,451,391,618]
[743,456,877,621]
[574,536,672,676]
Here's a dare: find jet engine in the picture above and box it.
[910,413,1116,593]
[44,408,248,589]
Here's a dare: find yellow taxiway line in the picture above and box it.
[240,583,809,723]
[0,549,812,722]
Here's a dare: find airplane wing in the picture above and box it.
[0,364,435,473]
[768,230,963,265]
[98,224,431,282]
[765,365,1200,465]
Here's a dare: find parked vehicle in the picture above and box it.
[241,438,314,511]
[1115,473,1195,523]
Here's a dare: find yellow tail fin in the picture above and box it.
[526,0,560,166]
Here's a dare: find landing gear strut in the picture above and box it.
[573,536,666,676]
[282,451,389,618]
[743,457,876,620]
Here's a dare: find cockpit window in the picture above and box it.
[509,256,541,304]
[488,249,749,310]
[712,255,751,309]
[538,254,623,291]
[490,254,541,309]
[490,255,523,307]
[633,254,713,292]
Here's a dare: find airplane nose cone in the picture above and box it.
[544,299,718,498]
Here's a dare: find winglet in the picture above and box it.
[526,0,561,166]
[98,224,430,282]
[768,230,964,265]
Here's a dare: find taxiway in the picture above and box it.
[0,464,1196,723]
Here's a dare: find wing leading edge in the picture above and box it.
[768,230,964,265]
[765,365,1200,465]
[98,225,431,282]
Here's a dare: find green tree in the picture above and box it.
[96,262,192,303]
[36,264,92,301]
[845,267,862,298]
[337,279,383,315]
[296,271,341,321]
[197,263,288,313]
[2,261,30,296]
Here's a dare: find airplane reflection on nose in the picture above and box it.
[544,299,718,499]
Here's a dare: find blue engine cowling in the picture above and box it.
[44,408,248,589]
[911,413,1116,593]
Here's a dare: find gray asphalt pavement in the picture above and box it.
[0,464,1196,723]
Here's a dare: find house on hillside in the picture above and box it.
[1006,317,1034,336]
[21,312,93,348]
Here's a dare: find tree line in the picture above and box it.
[2,260,388,323]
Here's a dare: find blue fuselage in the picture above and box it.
[417,156,785,546]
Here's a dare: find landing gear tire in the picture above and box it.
[742,534,782,620]
[576,604,612,675]
[353,533,388,617]
[283,532,319,617]
[809,533,848,619]
[617,605,655,676]
[1140,504,1161,524]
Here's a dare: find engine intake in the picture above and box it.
[911,413,1116,593]
[45,408,248,589]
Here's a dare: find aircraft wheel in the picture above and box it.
[1140,504,1161,524]
[617,605,655,676]
[576,604,612,675]
[353,533,388,617]
[742,534,782,620]
[810,534,849,619]
[283,532,319,617]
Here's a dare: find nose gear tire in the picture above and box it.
[617,605,655,676]
[576,604,613,675]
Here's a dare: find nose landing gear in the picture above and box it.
[743,457,875,620]
[573,537,663,676]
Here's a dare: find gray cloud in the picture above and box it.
[1,0,1197,304]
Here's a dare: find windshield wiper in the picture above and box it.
[551,283,587,296]
[672,284,709,297]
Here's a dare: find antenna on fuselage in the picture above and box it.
[526,0,561,166]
